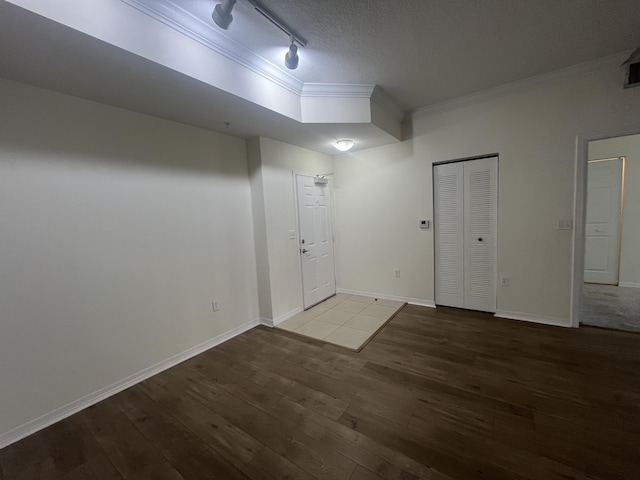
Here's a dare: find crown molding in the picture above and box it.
[121,0,304,94]
[300,83,375,98]
[371,86,405,122]
[412,50,633,120]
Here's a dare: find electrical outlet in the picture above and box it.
[500,276,509,286]
[394,269,401,278]
[212,300,220,312]
[288,230,296,240]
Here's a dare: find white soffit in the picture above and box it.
[119,0,403,134]
[8,0,402,141]
[0,2,400,155]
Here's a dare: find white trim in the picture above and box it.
[571,125,640,327]
[262,307,304,328]
[301,83,375,98]
[494,310,571,328]
[293,171,306,311]
[0,317,260,450]
[412,51,632,120]
[259,317,275,327]
[337,288,436,308]
[371,86,406,122]
[619,282,640,288]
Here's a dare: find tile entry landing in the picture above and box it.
[276,294,405,351]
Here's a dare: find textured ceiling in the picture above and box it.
[184,0,640,110]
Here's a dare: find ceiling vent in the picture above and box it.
[622,48,640,89]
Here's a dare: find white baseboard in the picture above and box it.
[259,306,303,328]
[0,317,260,450]
[619,282,640,288]
[337,288,436,308]
[259,317,274,327]
[273,307,303,326]
[494,310,572,328]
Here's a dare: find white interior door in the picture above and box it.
[584,158,623,285]
[434,157,497,312]
[296,174,336,309]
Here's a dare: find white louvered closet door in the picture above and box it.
[434,162,465,308]
[434,157,497,312]
[463,157,497,312]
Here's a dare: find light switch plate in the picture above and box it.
[557,219,573,230]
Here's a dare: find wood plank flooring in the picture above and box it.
[2,305,640,480]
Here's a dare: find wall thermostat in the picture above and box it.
[420,220,430,229]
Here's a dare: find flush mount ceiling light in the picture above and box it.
[334,139,355,152]
[211,0,307,70]
[212,0,236,29]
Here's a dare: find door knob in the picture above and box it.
[301,249,308,253]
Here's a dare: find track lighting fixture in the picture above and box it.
[334,139,355,152]
[211,0,307,70]
[212,0,236,30]
[285,39,299,70]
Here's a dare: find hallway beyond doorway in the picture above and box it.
[582,284,640,332]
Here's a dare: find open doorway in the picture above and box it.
[580,134,640,332]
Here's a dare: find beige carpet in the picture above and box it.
[582,283,640,333]
[277,293,405,351]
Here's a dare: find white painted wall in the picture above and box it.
[0,80,259,442]
[333,140,434,305]
[334,59,640,324]
[589,134,640,287]
[249,137,333,323]
[247,138,273,321]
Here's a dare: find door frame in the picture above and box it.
[571,126,640,327]
[292,171,338,310]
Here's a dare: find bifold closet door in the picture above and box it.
[463,157,497,312]
[434,157,497,312]
[434,162,465,308]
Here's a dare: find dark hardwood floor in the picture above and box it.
[2,305,640,480]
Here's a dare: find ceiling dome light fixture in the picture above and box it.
[285,38,299,70]
[212,0,237,30]
[334,139,355,152]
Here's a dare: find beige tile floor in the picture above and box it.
[277,294,405,350]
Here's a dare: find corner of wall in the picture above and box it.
[247,137,274,321]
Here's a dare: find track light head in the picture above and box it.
[212,0,237,30]
[285,42,299,70]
